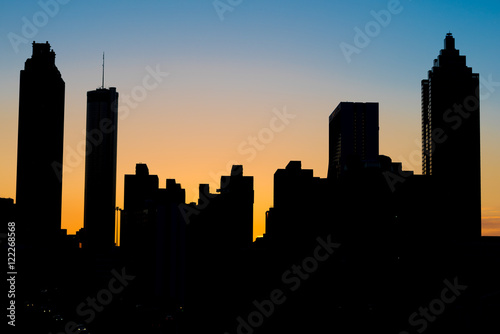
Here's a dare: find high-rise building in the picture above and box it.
[83,87,119,251]
[121,164,186,306]
[219,165,254,248]
[265,161,329,245]
[421,33,481,239]
[156,179,186,306]
[328,102,379,179]
[121,163,159,250]
[190,165,254,250]
[16,41,65,245]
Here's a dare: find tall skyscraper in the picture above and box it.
[328,102,379,179]
[16,41,65,245]
[421,33,481,239]
[83,86,118,251]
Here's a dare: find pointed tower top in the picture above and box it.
[445,32,455,50]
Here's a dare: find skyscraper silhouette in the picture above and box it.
[265,161,329,246]
[421,33,481,239]
[328,102,379,179]
[83,86,119,251]
[121,163,159,250]
[16,41,65,245]
[120,163,187,306]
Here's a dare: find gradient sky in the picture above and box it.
[1,0,499,240]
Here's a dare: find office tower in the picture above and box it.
[266,161,329,245]
[121,163,159,249]
[121,164,186,305]
[120,163,159,297]
[328,102,379,179]
[185,165,254,331]
[83,87,118,251]
[156,179,186,306]
[421,33,481,239]
[192,165,254,249]
[219,165,254,248]
[16,41,65,245]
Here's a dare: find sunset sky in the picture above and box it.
[1,0,499,239]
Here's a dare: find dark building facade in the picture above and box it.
[218,165,254,249]
[265,161,329,247]
[190,165,254,250]
[121,163,159,250]
[328,102,379,179]
[421,33,481,239]
[83,87,119,251]
[156,179,187,306]
[16,41,65,245]
[185,165,254,332]
[121,164,186,307]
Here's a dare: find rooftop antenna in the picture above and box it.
[101,52,105,89]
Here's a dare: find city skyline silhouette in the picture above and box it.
[2,2,500,333]
[1,2,500,241]
[3,32,500,333]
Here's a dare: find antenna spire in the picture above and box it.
[101,52,105,89]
